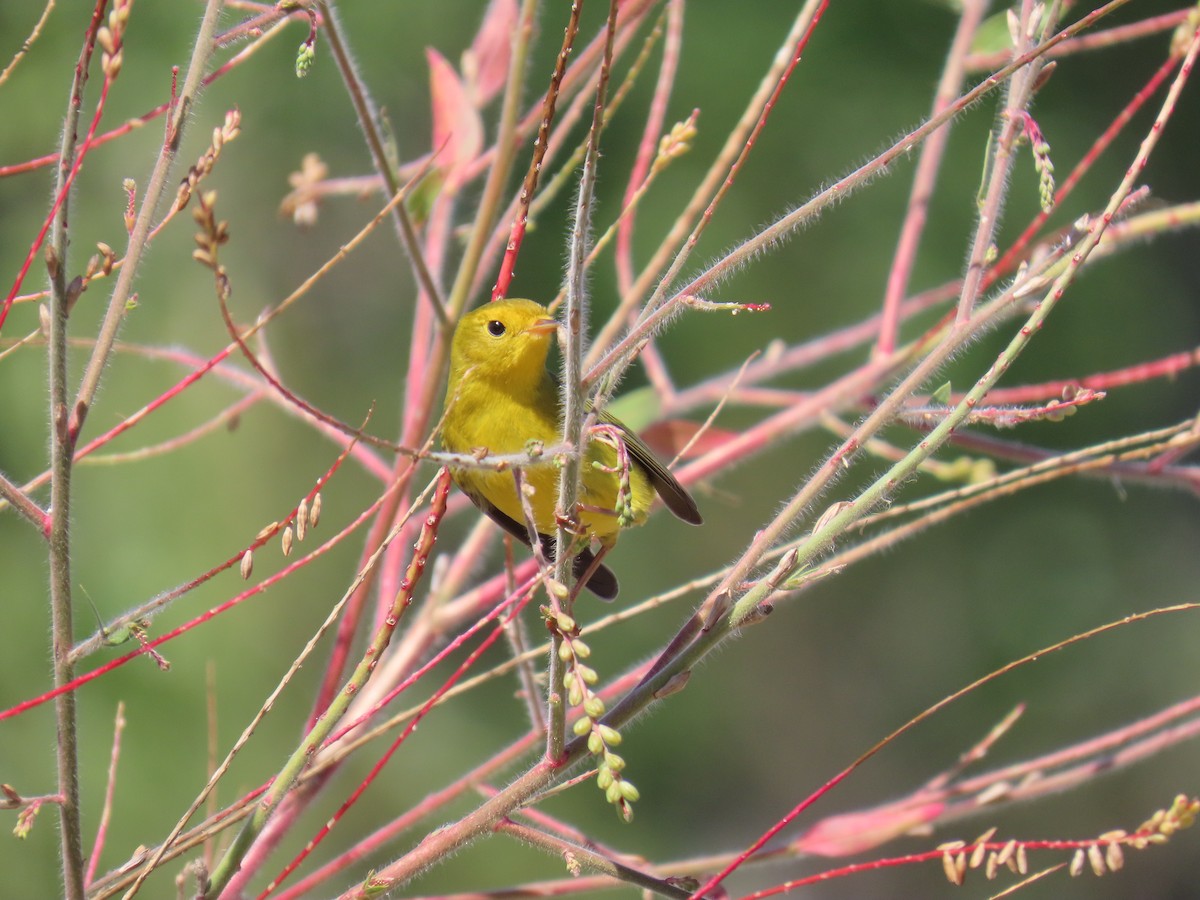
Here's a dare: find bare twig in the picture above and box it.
[84,702,125,887]
[316,1,448,328]
[0,0,56,87]
[491,1,584,301]
[445,0,538,319]
[71,0,223,441]
[0,469,48,533]
[878,0,987,355]
[45,5,109,896]
[498,819,693,898]
[549,0,617,763]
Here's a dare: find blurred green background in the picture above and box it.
[2,1,1198,897]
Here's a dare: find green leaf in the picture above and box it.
[603,385,661,432]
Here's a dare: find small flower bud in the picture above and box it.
[583,696,605,718]
[597,724,621,746]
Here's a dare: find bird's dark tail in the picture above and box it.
[536,533,618,600]
[573,547,618,600]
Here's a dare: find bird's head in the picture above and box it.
[450,299,559,389]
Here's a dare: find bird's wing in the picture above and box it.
[594,407,703,526]
[464,485,619,600]
[547,374,702,525]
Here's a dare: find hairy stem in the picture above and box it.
[46,4,108,895]
[499,819,693,898]
[588,0,1133,394]
[878,0,987,355]
[72,0,222,440]
[446,0,539,319]
[550,0,611,763]
[316,1,447,327]
[956,0,1059,324]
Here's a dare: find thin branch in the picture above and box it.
[589,0,1135,393]
[728,10,1197,628]
[965,6,1194,71]
[587,0,828,376]
[445,0,538,318]
[7,445,394,722]
[491,1,584,301]
[315,1,448,328]
[877,0,986,355]
[84,702,125,887]
[0,14,293,180]
[615,0,682,298]
[498,819,693,899]
[263,550,528,897]
[956,0,1057,325]
[45,5,109,896]
[125,473,447,898]
[690,602,1200,897]
[71,0,223,440]
[549,0,615,764]
[0,0,56,87]
[0,469,48,534]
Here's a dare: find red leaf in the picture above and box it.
[462,0,517,108]
[793,800,946,857]
[427,47,484,191]
[639,420,738,461]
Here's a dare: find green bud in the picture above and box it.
[583,696,606,718]
[587,732,604,755]
[604,752,625,772]
[596,767,614,790]
[102,625,134,646]
[597,724,621,745]
[295,42,315,79]
[619,780,640,802]
[361,871,389,896]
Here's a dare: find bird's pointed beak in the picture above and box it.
[526,317,559,336]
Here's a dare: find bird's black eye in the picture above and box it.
[486,320,506,337]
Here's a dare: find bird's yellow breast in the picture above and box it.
[443,371,652,542]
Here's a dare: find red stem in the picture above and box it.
[992,51,1180,278]
[491,1,583,300]
[1,450,387,723]
[615,0,683,297]
[1,1,112,334]
[877,0,985,356]
[265,570,531,896]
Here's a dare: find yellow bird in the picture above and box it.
[442,299,702,599]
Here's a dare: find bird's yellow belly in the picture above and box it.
[445,400,652,542]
